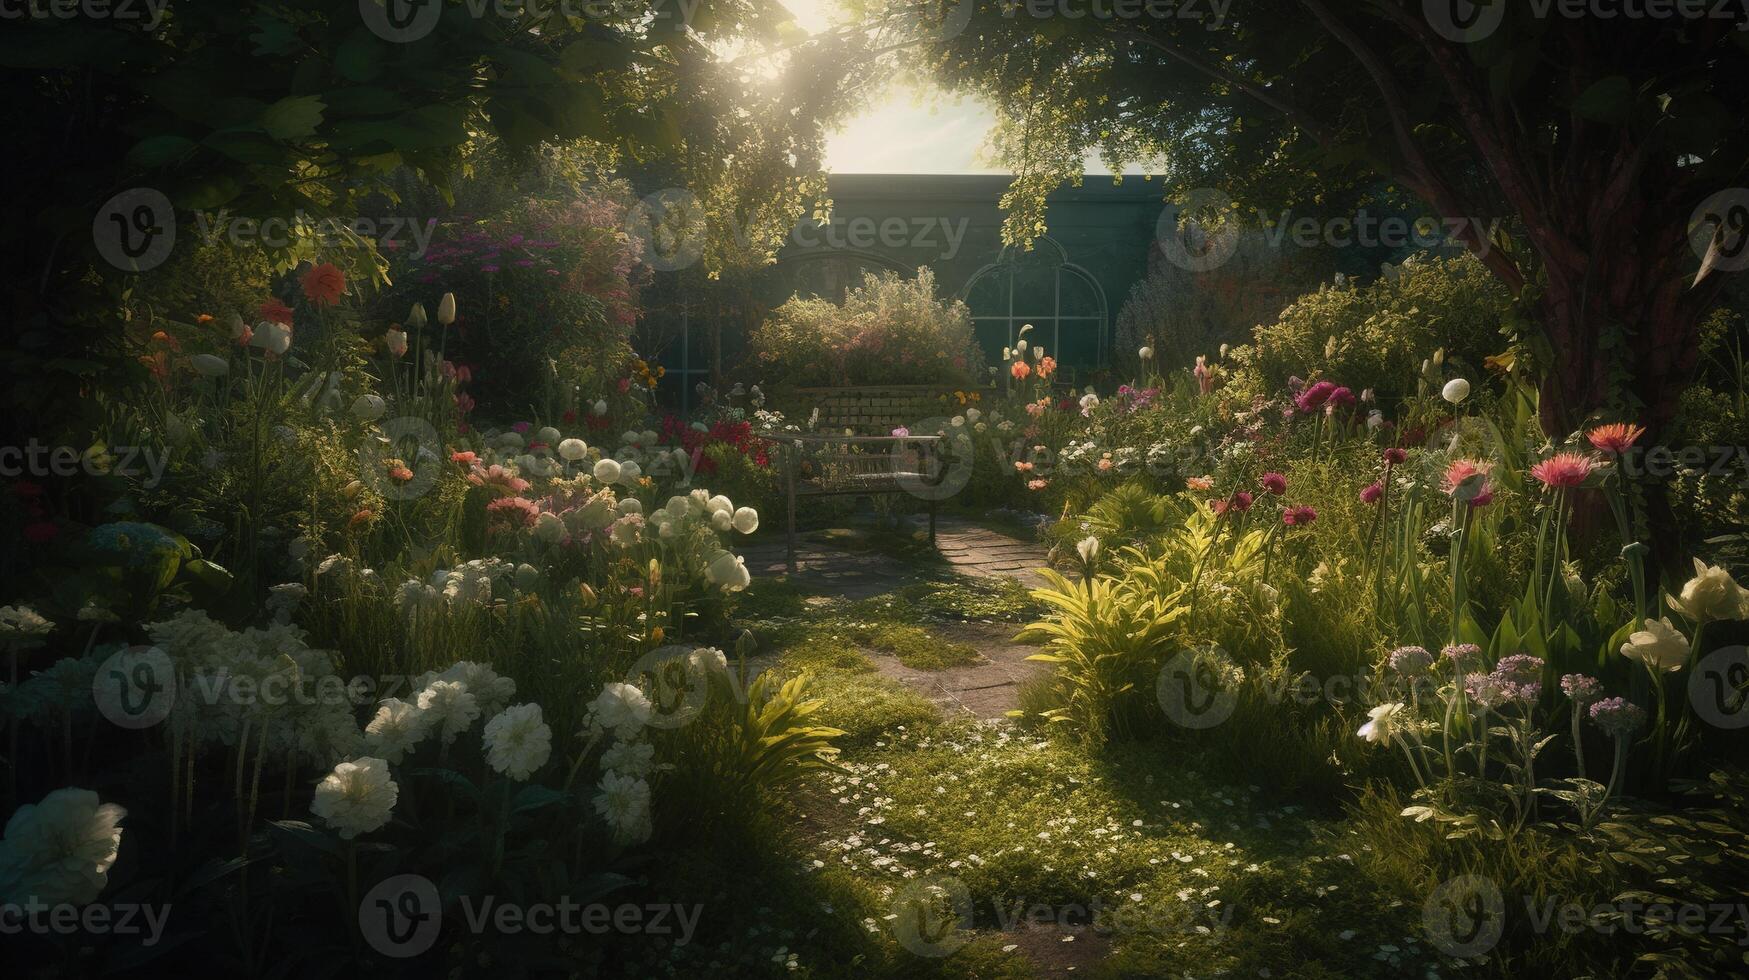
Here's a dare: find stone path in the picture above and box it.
[869,620,1052,720]
[740,515,1058,716]
[741,515,1053,590]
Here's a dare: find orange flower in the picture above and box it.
[149,330,181,351]
[1036,356,1057,378]
[138,352,170,378]
[300,262,346,307]
[1586,422,1645,456]
[195,313,214,324]
[348,508,375,528]
[1185,476,1214,492]
[1010,360,1031,380]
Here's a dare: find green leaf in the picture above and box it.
[260,95,326,141]
[1572,75,1635,123]
[127,135,197,168]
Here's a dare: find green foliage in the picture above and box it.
[675,669,846,816]
[1225,255,1513,408]
[1016,567,1188,743]
[748,268,982,388]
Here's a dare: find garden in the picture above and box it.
[3,2,1748,978]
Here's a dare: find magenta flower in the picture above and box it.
[1259,472,1287,495]
[1360,482,1384,504]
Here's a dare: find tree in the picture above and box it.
[897,0,1748,438]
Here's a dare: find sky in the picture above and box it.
[778,0,1143,175]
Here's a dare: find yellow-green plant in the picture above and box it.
[1017,565,1188,743]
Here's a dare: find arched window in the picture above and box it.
[960,238,1108,372]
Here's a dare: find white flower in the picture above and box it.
[311,758,398,840]
[1667,557,1749,623]
[422,661,516,716]
[190,354,229,377]
[1357,702,1404,744]
[1076,535,1100,565]
[1079,393,1099,416]
[407,302,428,328]
[593,399,609,416]
[593,458,622,483]
[1139,346,1154,360]
[705,550,750,591]
[437,292,456,326]
[732,507,759,535]
[351,394,385,421]
[384,328,408,358]
[600,740,656,777]
[593,771,653,845]
[1621,617,1690,673]
[251,321,292,356]
[415,679,480,744]
[483,703,552,781]
[0,788,126,906]
[618,460,642,485]
[1016,338,1028,353]
[1441,378,1470,404]
[558,438,588,461]
[589,682,652,739]
[363,698,426,764]
[0,606,53,642]
[616,497,643,516]
[688,646,728,675]
[711,509,733,532]
[536,426,561,447]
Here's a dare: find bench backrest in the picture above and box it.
[788,385,961,436]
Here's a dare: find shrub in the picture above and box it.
[1224,253,1513,409]
[747,267,981,389]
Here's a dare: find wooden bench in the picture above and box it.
[760,432,951,573]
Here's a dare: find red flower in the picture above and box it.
[1213,491,1254,515]
[1259,472,1287,495]
[1382,447,1407,466]
[450,451,479,465]
[1282,505,1318,526]
[22,521,58,543]
[300,262,347,307]
[258,297,294,325]
[1360,482,1384,504]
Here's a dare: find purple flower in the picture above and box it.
[1493,654,1544,681]
[1561,674,1604,706]
[1464,672,1508,708]
[1441,643,1482,668]
[1588,697,1647,738]
[1295,380,1337,413]
[1387,646,1433,676]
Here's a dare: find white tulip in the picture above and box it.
[437,292,456,325]
[1076,535,1100,565]
[384,328,408,358]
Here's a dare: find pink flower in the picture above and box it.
[1295,380,1336,412]
[1383,447,1407,466]
[1185,476,1214,492]
[1282,505,1317,526]
[1259,472,1287,495]
[1027,479,1048,491]
[511,421,531,434]
[1193,355,1214,394]
[1096,458,1114,472]
[1014,461,1034,473]
[1529,451,1596,490]
[891,426,909,437]
[1360,482,1384,504]
[1586,423,1644,456]
[1213,491,1254,515]
[1442,458,1493,497]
